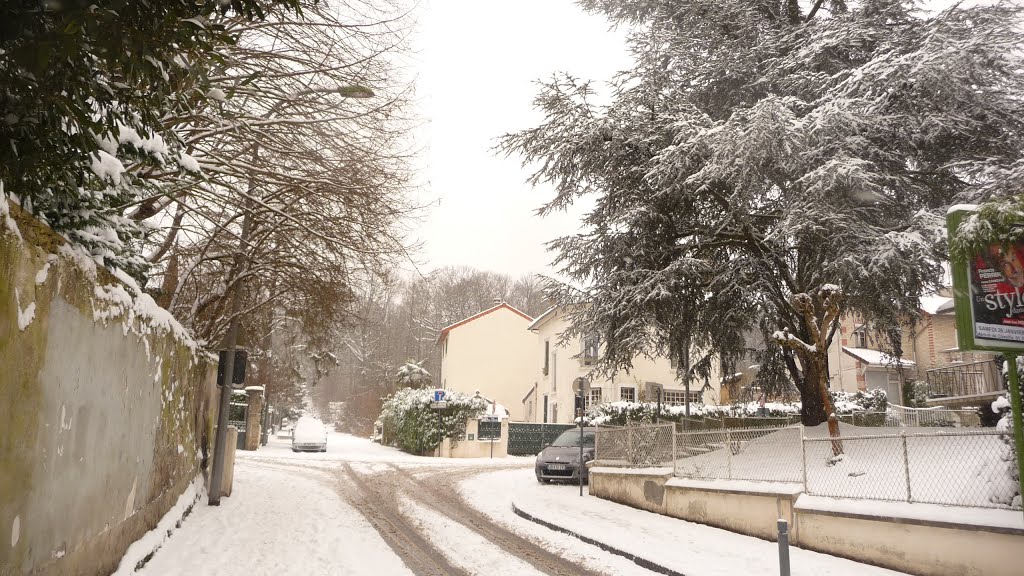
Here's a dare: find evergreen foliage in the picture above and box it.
[377,388,488,454]
[503,0,1024,425]
[1,0,298,273]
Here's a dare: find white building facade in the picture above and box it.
[524,306,721,424]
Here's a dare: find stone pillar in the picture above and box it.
[244,387,264,450]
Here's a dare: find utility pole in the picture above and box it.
[208,85,375,505]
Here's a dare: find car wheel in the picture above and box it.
[292,447,298,452]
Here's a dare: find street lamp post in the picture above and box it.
[208,85,374,505]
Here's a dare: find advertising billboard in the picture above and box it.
[949,208,1024,352]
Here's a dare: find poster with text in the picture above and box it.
[969,238,1024,344]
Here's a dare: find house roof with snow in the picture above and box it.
[436,302,533,345]
[919,294,955,315]
[842,347,916,368]
[526,305,558,331]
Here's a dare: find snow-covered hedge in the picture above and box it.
[985,394,1021,508]
[589,389,888,426]
[377,388,487,454]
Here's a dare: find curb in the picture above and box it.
[510,502,685,576]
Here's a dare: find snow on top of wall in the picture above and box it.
[947,204,979,215]
[1,184,23,241]
[796,494,1024,531]
[93,278,201,353]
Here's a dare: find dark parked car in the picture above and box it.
[535,427,596,484]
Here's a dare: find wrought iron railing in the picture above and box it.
[926,360,1002,398]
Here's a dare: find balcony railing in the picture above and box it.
[925,361,1003,399]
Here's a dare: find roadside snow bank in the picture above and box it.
[111,477,203,576]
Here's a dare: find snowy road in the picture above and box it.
[126,432,909,576]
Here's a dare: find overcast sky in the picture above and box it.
[409,1,632,278]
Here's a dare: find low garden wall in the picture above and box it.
[590,467,1024,576]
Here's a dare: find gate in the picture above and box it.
[507,422,575,456]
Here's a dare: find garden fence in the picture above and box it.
[595,421,1017,510]
[593,423,675,468]
[886,403,982,428]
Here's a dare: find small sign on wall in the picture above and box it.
[478,417,501,440]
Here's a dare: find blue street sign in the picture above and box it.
[433,389,446,402]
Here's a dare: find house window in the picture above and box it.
[552,354,557,392]
[620,387,636,402]
[587,387,603,409]
[551,403,558,423]
[583,334,599,366]
[663,389,700,405]
[543,340,550,375]
[670,354,678,370]
[852,326,867,348]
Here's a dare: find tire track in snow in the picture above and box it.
[336,462,470,576]
[386,465,609,576]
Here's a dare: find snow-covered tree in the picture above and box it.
[503,0,1024,434]
[1,0,301,273]
[396,360,432,389]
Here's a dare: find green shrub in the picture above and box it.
[377,388,487,454]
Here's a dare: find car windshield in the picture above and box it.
[550,430,595,447]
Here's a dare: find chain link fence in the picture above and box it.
[674,426,803,483]
[804,429,1017,509]
[593,423,675,468]
[595,421,1018,510]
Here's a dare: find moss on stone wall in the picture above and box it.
[0,201,213,575]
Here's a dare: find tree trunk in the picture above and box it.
[799,351,843,455]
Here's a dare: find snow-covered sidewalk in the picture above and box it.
[461,468,910,576]
[132,460,412,576]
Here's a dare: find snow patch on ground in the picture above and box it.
[397,496,543,575]
[134,462,412,576]
[111,476,202,576]
[465,468,909,576]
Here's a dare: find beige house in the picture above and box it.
[437,302,536,420]
[524,306,720,424]
[827,291,1002,407]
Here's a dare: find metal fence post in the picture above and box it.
[672,425,678,476]
[726,428,733,480]
[901,430,912,503]
[777,519,791,576]
[800,426,808,491]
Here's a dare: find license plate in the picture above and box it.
[548,464,567,471]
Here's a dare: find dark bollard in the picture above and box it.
[777,519,791,576]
